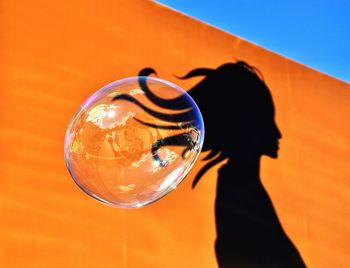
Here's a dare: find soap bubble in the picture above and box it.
[64,76,204,208]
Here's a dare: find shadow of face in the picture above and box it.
[255,115,282,159]
[185,62,282,159]
[246,92,282,158]
[229,106,282,159]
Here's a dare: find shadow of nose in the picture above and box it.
[274,122,282,140]
[277,127,282,139]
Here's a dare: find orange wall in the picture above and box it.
[1,0,349,267]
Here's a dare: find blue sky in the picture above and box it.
[155,0,350,83]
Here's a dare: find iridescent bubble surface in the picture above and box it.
[64,76,204,208]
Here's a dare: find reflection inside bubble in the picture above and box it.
[64,76,204,208]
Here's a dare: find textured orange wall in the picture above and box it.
[1,0,349,267]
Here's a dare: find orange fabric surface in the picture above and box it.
[0,0,349,267]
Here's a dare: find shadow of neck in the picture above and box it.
[223,153,261,184]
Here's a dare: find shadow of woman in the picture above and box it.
[113,61,306,267]
[181,61,306,267]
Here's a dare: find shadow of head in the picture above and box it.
[175,61,282,187]
[115,61,282,186]
[183,61,282,159]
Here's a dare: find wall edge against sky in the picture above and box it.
[152,0,349,85]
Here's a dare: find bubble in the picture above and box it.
[64,76,204,208]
